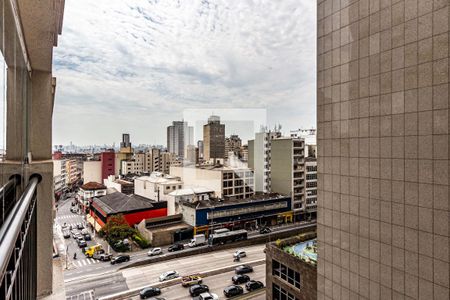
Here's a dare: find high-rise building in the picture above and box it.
[119,133,133,154]
[248,130,282,193]
[203,115,225,162]
[225,134,242,159]
[185,145,199,164]
[167,121,194,158]
[317,1,450,299]
[101,150,115,180]
[270,137,307,221]
[197,140,204,159]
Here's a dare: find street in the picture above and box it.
[129,264,266,300]
[65,244,266,299]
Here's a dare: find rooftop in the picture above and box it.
[80,181,107,190]
[135,172,181,184]
[92,192,158,215]
[181,192,289,209]
[168,187,214,196]
[283,239,317,266]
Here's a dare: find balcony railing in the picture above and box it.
[0,174,41,300]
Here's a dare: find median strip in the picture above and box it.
[98,259,266,300]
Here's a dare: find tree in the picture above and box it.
[99,214,149,250]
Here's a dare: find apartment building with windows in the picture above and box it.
[316,1,450,299]
[134,172,183,202]
[304,157,317,218]
[270,137,307,221]
[248,130,282,193]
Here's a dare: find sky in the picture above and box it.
[52,0,316,147]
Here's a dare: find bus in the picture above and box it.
[213,228,230,235]
[208,229,248,246]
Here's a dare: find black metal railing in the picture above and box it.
[0,175,21,227]
[0,174,41,300]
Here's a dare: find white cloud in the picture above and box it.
[53,0,316,146]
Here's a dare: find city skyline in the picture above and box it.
[52,0,316,146]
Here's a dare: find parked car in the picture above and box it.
[235,265,253,274]
[147,247,163,256]
[168,243,184,252]
[233,250,246,258]
[232,274,250,284]
[189,284,209,297]
[192,292,219,300]
[62,231,70,239]
[70,229,79,237]
[245,280,264,291]
[159,270,179,282]
[139,287,161,299]
[70,207,77,213]
[110,254,130,265]
[223,285,243,298]
[83,233,91,241]
[76,223,84,230]
[259,227,271,234]
[77,239,87,248]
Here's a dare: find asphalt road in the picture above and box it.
[129,264,267,300]
[65,244,266,299]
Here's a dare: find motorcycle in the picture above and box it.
[233,255,240,262]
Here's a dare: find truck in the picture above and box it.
[188,234,206,247]
[84,244,103,258]
[92,250,112,261]
[181,274,203,287]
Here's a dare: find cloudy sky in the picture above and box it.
[52,0,316,146]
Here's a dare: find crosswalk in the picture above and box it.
[74,258,101,267]
[56,214,82,220]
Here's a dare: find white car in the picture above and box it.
[147,247,163,256]
[195,292,219,300]
[233,250,246,258]
[159,270,179,282]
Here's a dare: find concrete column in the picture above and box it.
[5,67,27,161]
[29,71,53,160]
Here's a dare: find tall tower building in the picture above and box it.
[119,133,132,154]
[317,1,450,299]
[167,121,194,159]
[203,115,225,162]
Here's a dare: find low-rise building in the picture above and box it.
[167,187,215,215]
[179,193,292,235]
[134,172,183,202]
[88,192,167,230]
[77,182,107,212]
[170,165,254,199]
[137,214,192,246]
[103,175,134,194]
[265,232,317,300]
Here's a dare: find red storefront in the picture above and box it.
[89,192,167,229]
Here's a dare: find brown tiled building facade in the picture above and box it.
[266,236,318,300]
[317,0,449,299]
